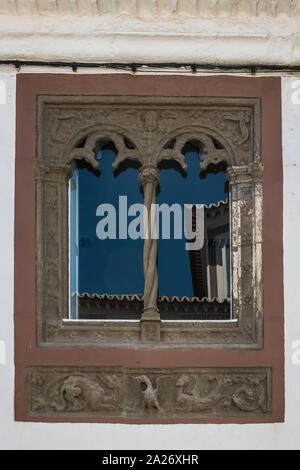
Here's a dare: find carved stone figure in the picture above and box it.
[51,374,120,412]
[176,374,225,412]
[134,375,162,412]
[175,374,267,414]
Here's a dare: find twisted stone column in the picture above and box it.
[139,164,160,342]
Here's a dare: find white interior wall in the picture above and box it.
[0,73,300,450]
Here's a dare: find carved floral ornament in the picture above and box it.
[35,96,263,348]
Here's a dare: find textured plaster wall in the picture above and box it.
[0,73,299,449]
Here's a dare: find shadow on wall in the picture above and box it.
[0,80,6,104]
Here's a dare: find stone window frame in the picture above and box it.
[15,74,284,423]
[35,95,263,350]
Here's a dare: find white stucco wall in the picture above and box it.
[2,1,300,65]
[0,72,300,450]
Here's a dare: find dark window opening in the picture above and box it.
[69,147,144,320]
[157,144,230,320]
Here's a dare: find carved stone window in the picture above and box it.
[35,96,263,349]
[15,75,284,423]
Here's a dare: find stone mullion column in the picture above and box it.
[139,164,160,343]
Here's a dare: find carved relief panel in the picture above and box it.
[27,366,272,420]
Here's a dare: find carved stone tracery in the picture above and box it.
[35,95,262,348]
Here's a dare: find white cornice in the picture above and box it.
[0,0,299,19]
[0,1,300,66]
